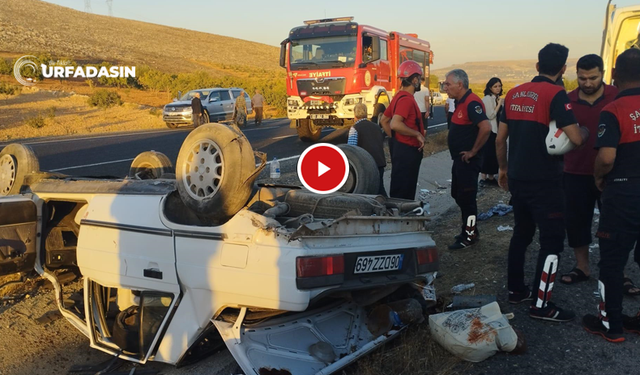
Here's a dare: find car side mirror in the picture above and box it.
[209,97,219,102]
[358,62,367,69]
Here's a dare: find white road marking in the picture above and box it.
[427,122,447,128]
[49,158,135,172]
[271,135,296,140]
[6,129,178,146]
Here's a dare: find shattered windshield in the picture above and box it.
[289,35,357,70]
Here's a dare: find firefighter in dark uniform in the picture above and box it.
[380,60,426,200]
[496,43,589,322]
[443,69,491,250]
[583,48,640,342]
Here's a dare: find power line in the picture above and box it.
[84,0,92,13]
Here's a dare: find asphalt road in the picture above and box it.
[0,106,448,177]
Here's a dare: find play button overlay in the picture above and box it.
[298,143,349,194]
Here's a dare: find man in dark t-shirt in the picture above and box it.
[191,92,204,127]
[583,48,640,342]
[497,43,588,323]
[380,60,426,200]
[443,69,491,250]
[560,55,619,286]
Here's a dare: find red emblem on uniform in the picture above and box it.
[565,103,572,111]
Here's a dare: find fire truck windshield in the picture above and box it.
[289,35,357,70]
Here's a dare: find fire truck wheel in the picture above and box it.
[176,123,256,222]
[0,143,40,196]
[297,119,321,142]
[372,103,386,125]
[337,144,380,195]
[128,151,174,180]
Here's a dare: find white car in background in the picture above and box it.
[0,123,438,375]
[430,92,446,105]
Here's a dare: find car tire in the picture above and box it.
[371,103,386,125]
[166,123,178,129]
[337,144,380,195]
[203,109,210,124]
[297,119,321,142]
[176,123,256,222]
[0,143,40,196]
[128,151,174,180]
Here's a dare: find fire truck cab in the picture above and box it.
[601,2,640,84]
[280,17,432,141]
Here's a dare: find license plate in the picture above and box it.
[310,114,329,119]
[354,254,403,274]
[310,100,323,106]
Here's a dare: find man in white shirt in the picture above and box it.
[413,77,430,126]
[445,97,456,129]
[251,89,265,126]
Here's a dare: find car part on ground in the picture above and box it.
[129,151,175,180]
[0,143,40,196]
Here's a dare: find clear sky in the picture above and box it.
[43,0,639,69]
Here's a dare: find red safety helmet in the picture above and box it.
[397,60,423,79]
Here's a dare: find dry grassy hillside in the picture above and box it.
[0,0,281,76]
[432,58,578,83]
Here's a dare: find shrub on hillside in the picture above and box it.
[0,58,12,75]
[88,89,123,108]
[0,82,21,97]
[26,114,46,129]
[96,62,140,88]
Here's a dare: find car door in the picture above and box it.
[205,91,224,121]
[0,196,40,277]
[220,90,233,119]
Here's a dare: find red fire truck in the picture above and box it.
[280,17,433,141]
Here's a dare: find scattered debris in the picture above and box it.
[429,302,521,362]
[35,310,62,325]
[478,204,513,221]
[451,283,476,294]
[451,295,497,310]
[367,299,424,337]
[497,225,513,232]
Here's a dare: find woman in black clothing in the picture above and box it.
[480,77,503,186]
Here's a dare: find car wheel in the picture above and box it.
[128,151,174,180]
[166,122,178,129]
[297,119,321,142]
[203,109,210,124]
[176,123,257,222]
[337,144,380,194]
[0,143,39,196]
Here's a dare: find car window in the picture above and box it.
[220,91,231,101]
[244,92,249,99]
[231,90,241,98]
[208,91,221,102]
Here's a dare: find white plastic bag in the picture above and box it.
[429,302,518,362]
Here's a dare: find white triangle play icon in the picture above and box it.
[318,161,331,177]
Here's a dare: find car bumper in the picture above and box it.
[163,112,193,124]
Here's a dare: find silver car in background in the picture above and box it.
[162,87,252,129]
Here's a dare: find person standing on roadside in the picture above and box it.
[348,103,387,197]
[191,92,204,127]
[559,55,620,286]
[496,43,589,322]
[444,69,491,250]
[380,60,425,200]
[233,90,248,127]
[480,77,504,186]
[582,48,640,342]
[414,77,430,126]
[445,96,455,129]
[251,89,265,126]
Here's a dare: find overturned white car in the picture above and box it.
[0,123,438,375]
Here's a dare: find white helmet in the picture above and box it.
[546,120,576,155]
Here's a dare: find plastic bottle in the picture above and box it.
[451,283,475,294]
[270,157,281,179]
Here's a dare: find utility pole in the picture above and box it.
[106,0,113,16]
[84,0,92,13]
